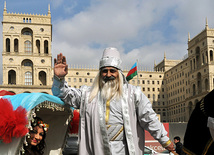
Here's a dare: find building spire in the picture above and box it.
[4,1,7,12]
[48,4,51,15]
[206,17,208,29]
[164,51,166,60]
[188,32,190,42]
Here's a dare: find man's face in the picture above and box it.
[101,67,119,82]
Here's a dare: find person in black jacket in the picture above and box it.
[174,136,185,155]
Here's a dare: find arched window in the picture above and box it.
[14,39,18,52]
[210,50,213,61]
[6,38,10,52]
[23,31,32,36]
[24,61,33,66]
[196,47,201,69]
[36,40,40,53]
[44,40,48,54]
[39,71,46,85]
[24,40,32,53]
[205,79,209,91]
[197,72,202,93]
[193,84,196,95]
[8,70,16,85]
[25,71,32,85]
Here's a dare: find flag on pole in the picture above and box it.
[126,62,137,81]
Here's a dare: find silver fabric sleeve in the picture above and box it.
[134,86,169,145]
[52,76,81,109]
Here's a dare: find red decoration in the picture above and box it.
[0,90,15,96]
[0,98,28,143]
[69,110,80,134]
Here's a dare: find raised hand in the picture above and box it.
[54,53,68,79]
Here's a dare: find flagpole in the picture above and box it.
[137,59,138,86]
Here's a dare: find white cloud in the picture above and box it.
[1,0,214,83]
[52,0,183,69]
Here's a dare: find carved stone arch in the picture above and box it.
[39,71,47,86]
[8,69,16,85]
[21,27,33,36]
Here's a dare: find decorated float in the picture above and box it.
[0,91,78,155]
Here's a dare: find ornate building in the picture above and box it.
[1,2,52,94]
[1,3,214,122]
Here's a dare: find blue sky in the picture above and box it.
[0,0,214,82]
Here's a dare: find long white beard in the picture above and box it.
[89,70,124,102]
[101,79,119,100]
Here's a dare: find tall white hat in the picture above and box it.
[99,47,122,70]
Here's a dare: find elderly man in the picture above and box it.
[52,47,174,155]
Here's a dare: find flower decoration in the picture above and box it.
[38,121,49,132]
[31,118,49,132]
[0,98,28,143]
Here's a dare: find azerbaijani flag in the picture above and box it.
[126,62,137,81]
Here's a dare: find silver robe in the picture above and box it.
[52,77,169,155]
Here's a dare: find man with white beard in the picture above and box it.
[52,47,174,155]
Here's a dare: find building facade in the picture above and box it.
[1,4,214,122]
[1,2,52,94]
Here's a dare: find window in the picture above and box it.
[74,78,76,82]
[25,71,32,85]
[36,40,40,53]
[44,40,48,54]
[68,78,71,82]
[14,39,18,52]
[6,38,10,52]
[24,41,32,53]
[79,78,82,82]
[90,79,93,83]
[85,78,87,82]
[24,62,32,66]
[23,31,32,36]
